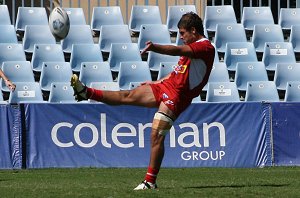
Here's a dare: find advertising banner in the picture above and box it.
[272,103,300,166]
[25,103,271,168]
[0,104,22,169]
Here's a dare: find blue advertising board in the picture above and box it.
[272,102,300,166]
[0,104,22,169]
[25,103,271,168]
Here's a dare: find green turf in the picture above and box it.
[0,167,299,197]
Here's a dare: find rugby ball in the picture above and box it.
[49,7,70,40]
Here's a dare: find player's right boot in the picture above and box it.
[133,180,158,190]
[70,74,88,101]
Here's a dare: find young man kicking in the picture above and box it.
[71,12,215,190]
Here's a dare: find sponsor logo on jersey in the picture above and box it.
[174,64,187,74]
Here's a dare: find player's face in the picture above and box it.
[178,27,197,45]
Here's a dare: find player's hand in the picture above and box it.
[5,80,16,91]
[141,41,154,55]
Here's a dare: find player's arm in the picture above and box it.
[141,41,194,58]
[0,69,15,91]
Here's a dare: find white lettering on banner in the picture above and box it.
[51,113,226,148]
[231,48,248,55]
[181,151,226,161]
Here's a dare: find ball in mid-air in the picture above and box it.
[49,7,70,40]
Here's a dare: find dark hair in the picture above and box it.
[177,12,204,36]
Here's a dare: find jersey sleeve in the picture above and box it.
[188,41,215,59]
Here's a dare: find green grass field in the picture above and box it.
[0,167,299,197]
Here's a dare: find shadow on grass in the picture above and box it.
[185,184,289,189]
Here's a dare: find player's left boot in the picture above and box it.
[70,74,88,101]
[133,180,158,190]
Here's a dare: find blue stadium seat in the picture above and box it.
[204,5,237,34]
[0,25,18,43]
[61,25,94,53]
[278,8,300,31]
[0,91,4,102]
[39,62,73,92]
[90,82,120,91]
[70,44,103,72]
[15,7,48,33]
[118,61,152,90]
[242,7,274,31]
[99,25,132,53]
[206,82,240,102]
[235,62,268,91]
[23,25,56,54]
[289,25,300,53]
[31,44,65,72]
[203,63,230,91]
[9,82,44,103]
[138,24,172,51]
[224,42,258,71]
[175,30,183,46]
[284,81,300,102]
[64,8,86,25]
[0,44,26,66]
[274,63,300,91]
[147,51,179,72]
[214,24,247,53]
[48,82,76,103]
[252,24,285,53]
[0,5,11,25]
[129,5,162,33]
[166,5,196,33]
[79,62,113,87]
[262,42,296,71]
[91,6,124,32]
[157,62,176,80]
[108,43,142,72]
[128,82,142,90]
[1,61,35,92]
[245,81,280,102]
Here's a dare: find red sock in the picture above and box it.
[144,167,159,184]
[86,88,103,101]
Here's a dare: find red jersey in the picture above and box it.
[150,38,215,116]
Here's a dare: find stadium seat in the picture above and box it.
[0,25,18,44]
[79,62,113,87]
[203,63,230,91]
[278,8,300,31]
[31,44,65,73]
[23,25,56,54]
[1,61,35,92]
[147,51,179,72]
[15,7,48,33]
[289,25,300,53]
[107,43,142,72]
[129,5,162,33]
[166,5,196,33]
[0,5,11,25]
[138,24,172,51]
[284,81,300,102]
[8,82,44,103]
[262,42,296,71]
[214,24,247,53]
[204,5,237,34]
[252,24,285,53]
[91,6,124,32]
[70,44,103,72]
[90,82,120,91]
[206,82,240,102]
[61,25,94,53]
[241,7,274,32]
[192,95,202,103]
[175,30,183,46]
[0,91,4,102]
[64,8,86,25]
[39,62,73,92]
[234,62,268,91]
[128,82,142,90]
[118,61,152,90]
[0,44,26,66]
[98,25,132,53]
[245,81,280,102]
[48,82,76,103]
[157,62,177,80]
[224,42,258,71]
[274,63,300,91]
